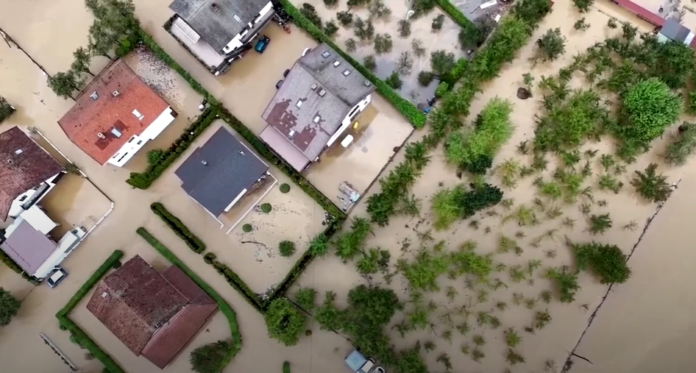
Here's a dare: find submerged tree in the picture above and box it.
[264,298,306,346]
[47,71,81,100]
[631,163,672,203]
[533,28,566,63]
[189,340,230,373]
[0,288,20,326]
[664,123,696,166]
[571,241,631,284]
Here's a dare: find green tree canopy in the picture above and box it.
[264,298,306,346]
[47,71,81,99]
[0,97,15,124]
[618,78,681,144]
[189,340,229,373]
[0,288,20,326]
[571,242,631,284]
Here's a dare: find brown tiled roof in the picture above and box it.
[141,304,217,369]
[86,255,187,354]
[0,126,63,221]
[57,59,170,165]
[86,257,218,369]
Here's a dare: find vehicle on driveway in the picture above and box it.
[255,35,270,53]
[276,80,284,89]
[47,267,68,288]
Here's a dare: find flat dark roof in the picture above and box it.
[175,127,268,216]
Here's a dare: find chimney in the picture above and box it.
[201,160,208,166]
[112,90,120,97]
[97,132,106,139]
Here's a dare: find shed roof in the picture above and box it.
[175,127,268,216]
[0,219,57,276]
[169,0,269,52]
[0,126,63,221]
[57,60,170,165]
[261,44,374,163]
[661,18,690,41]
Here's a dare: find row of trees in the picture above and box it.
[48,0,139,99]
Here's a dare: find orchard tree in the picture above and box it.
[71,47,94,77]
[618,78,681,144]
[631,163,672,203]
[0,288,20,326]
[430,50,456,75]
[48,71,81,100]
[573,0,593,13]
[189,340,229,373]
[88,21,117,59]
[533,28,566,63]
[264,298,306,346]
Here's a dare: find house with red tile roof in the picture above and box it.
[0,126,64,222]
[58,60,177,167]
[86,255,217,369]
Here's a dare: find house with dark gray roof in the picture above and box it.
[658,18,696,47]
[167,0,279,74]
[260,44,375,172]
[175,127,269,219]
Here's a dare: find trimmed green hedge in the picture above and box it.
[56,250,124,317]
[209,259,264,312]
[150,202,206,253]
[127,106,218,189]
[136,227,242,370]
[434,0,477,38]
[55,250,125,373]
[278,0,426,128]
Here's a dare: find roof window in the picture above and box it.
[111,127,122,138]
[313,115,321,123]
[321,51,331,58]
[318,89,326,97]
[333,60,341,67]
[295,100,303,108]
[14,149,22,155]
[132,109,144,120]
[343,69,351,76]
[90,92,99,101]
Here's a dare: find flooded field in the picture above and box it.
[297,0,467,104]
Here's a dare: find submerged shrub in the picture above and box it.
[572,242,631,284]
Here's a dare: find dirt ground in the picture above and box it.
[298,0,466,104]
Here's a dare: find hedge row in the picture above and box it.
[278,0,426,128]
[55,250,125,373]
[136,227,242,370]
[434,0,478,39]
[261,217,344,311]
[126,106,218,189]
[58,318,124,373]
[209,259,264,312]
[150,202,206,253]
[56,250,124,317]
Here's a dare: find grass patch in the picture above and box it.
[135,228,242,370]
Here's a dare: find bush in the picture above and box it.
[431,183,503,229]
[398,20,411,37]
[324,21,339,37]
[279,183,291,193]
[300,3,322,28]
[294,287,317,310]
[337,11,353,26]
[573,0,593,12]
[151,202,206,253]
[134,228,242,371]
[353,17,375,41]
[572,242,631,284]
[434,81,449,97]
[242,224,252,233]
[190,341,230,373]
[430,50,456,76]
[345,38,356,52]
[385,71,402,89]
[546,266,580,303]
[533,28,566,62]
[261,203,272,213]
[0,97,15,124]
[664,123,696,166]
[0,288,20,326]
[279,240,296,257]
[364,55,377,71]
[323,0,338,6]
[432,14,445,31]
[279,0,426,128]
[368,0,391,19]
[283,361,291,373]
[374,34,393,54]
[264,298,307,346]
[631,163,672,203]
[203,252,217,264]
[445,97,513,169]
[617,78,681,146]
[418,71,435,86]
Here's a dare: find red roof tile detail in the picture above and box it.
[140,304,217,369]
[86,256,218,369]
[0,126,63,221]
[57,60,170,165]
[86,255,187,354]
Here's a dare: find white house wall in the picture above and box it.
[108,107,176,167]
[326,94,372,148]
[222,1,275,54]
[8,172,61,219]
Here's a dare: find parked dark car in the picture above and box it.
[276,80,284,89]
[255,35,271,53]
[47,267,68,288]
